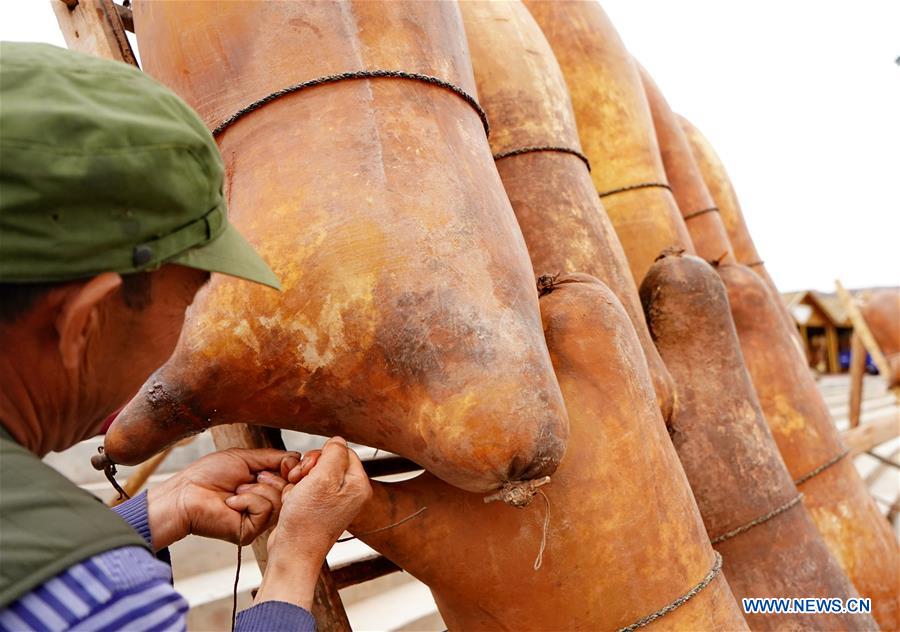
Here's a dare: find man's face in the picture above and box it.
[82,264,210,442]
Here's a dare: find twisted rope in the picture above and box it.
[337,506,428,543]
[95,446,129,501]
[617,552,723,632]
[683,206,720,221]
[794,450,850,487]
[212,70,490,138]
[598,182,671,199]
[231,517,245,632]
[533,490,551,571]
[493,145,591,172]
[710,494,804,545]
[482,478,553,570]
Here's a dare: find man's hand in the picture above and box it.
[147,448,300,550]
[254,437,372,610]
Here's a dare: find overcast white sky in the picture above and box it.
[2,2,897,292]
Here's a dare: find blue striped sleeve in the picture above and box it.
[0,546,187,632]
[29,585,78,627]
[0,606,33,632]
[236,601,316,632]
[73,581,186,632]
[111,490,153,546]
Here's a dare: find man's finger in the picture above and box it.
[343,448,372,503]
[304,437,349,487]
[257,471,288,493]
[225,448,301,474]
[235,483,283,514]
[280,455,301,480]
[344,445,369,485]
[225,494,276,542]
[225,492,273,517]
[288,450,321,484]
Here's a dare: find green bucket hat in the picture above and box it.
[0,42,280,290]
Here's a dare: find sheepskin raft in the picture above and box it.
[102,0,570,494]
[642,66,898,630]
[460,0,675,422]
[677,115,803,344]
[722,264,900,629]
[641,252,877,631]
[352,274,748,631]
[524,0,693,285]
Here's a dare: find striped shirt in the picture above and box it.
[0,492,315,632]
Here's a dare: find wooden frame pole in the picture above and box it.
[836,280,895,391]
[842,413,900,456]
[848,332,866,428]
[51,0,137,65]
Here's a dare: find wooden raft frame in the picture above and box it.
[51,2,411,629]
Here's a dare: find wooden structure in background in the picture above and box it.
[835,280,900,457]
[782,290,852,374]
[820,373,900,530]
[836,281,896,386]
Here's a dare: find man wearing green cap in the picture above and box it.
[0,42,371,631]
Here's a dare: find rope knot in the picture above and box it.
[93,447,129,501]
[654,246,686,262]
[536,275,561,298]
[484,479,553,570]
[483,476,551,507]
[707,251,731,267]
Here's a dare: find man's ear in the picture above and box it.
[56,272,123,370]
